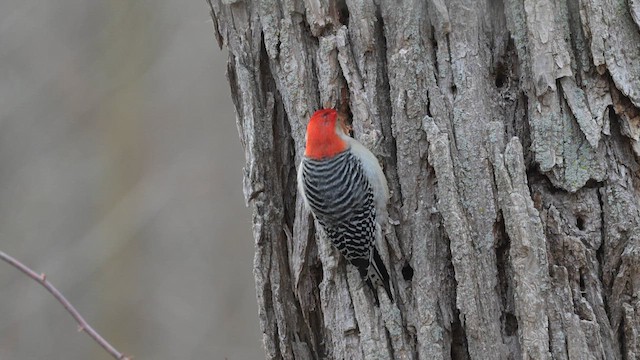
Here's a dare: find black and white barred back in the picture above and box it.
[301,150,393,303]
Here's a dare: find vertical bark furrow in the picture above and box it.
[490,132,552,359]
[424,117,507,359]
[380,1,451,359]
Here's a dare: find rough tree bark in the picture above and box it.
[208,0,640,359]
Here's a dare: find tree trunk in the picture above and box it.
[207,0,640,359]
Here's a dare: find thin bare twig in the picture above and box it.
[0,250,131,360]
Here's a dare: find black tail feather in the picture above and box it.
[352,249,393,305]
[371,247,394,303]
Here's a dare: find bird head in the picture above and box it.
[304,108,350,160]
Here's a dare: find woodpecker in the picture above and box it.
[297,108,393,304]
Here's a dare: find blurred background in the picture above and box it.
[0,1,262,359]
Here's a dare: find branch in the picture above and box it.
[0,250,131,360]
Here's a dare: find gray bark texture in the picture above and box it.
[208,0,640,359]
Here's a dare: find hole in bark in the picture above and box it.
[314,261,324,286]
[618,318,627,360]
[337,0,349,26]
[451,84,457,97]
[450,308,470,360]
[504,312,518,336]
[576,216,586,231]
[402,263,414,281]
[495,62,507,88]
[584,178,602,188]
[431,25,438,48]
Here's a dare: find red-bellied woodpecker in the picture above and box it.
[297,108,393,304]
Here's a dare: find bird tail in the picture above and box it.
[368,247,394,303]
